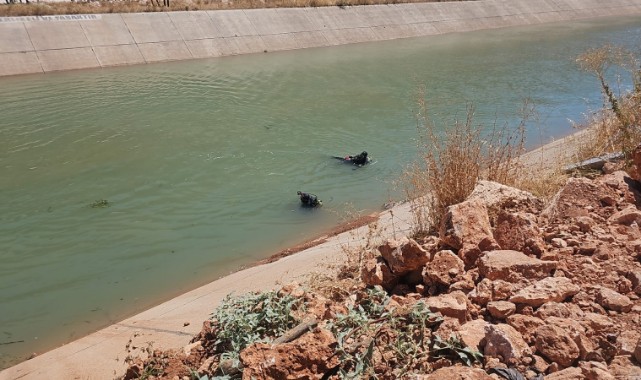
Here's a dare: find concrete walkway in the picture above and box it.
[1,0,641,76]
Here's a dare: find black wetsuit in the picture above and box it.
[298,191,321,207]
[349,152,369,166]
[334,151,369,166]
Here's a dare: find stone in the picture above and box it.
[379,237,430,275]
[434,318,461,342]
[580,312,615,334]
[544,367,583,380]
[468,278,492,306]
[575,216,595,233]
[487,301,516,319]
[600,170,641,205]
[478,250,556,283]
[634,337,641,363]
[544,317,587,342]
[421,366,494,379]
[239,327,338,380]
[449,273,476,293]
[543,177,619,222]
[602,161,621,174]
[422,250,465,286]
[484,323,531,362]
[493,211,543,255]
[630,144,641,182]
[594,286,632,313]
[510,277,580,307]
[535,324,580,368]
[439,199,497,251]
[530,354,549,374]
[535,302,583,320]
[506,314,545,344]
[608,205,641,226]
[361,257,397,290]
[425,291,469,323]
[610,355,641,379]
[491,280,514,301]
[589,364,615,380]
[551,238,568,248]
[467,180,543,215]
[625,270,641,295]
[458,319,489,351]
[617,330,640,356]
[576,333,597,361]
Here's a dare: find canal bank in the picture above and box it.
[2,0,641,77]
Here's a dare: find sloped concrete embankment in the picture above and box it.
[2,0,641,77]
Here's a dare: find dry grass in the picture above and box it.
[574,44,641,162]
[0,0,470,17]
[402,86,528,234]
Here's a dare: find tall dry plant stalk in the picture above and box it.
[575,44,641,160]
[403,86,528,234]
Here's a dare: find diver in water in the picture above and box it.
[334,151,369,166]
[297,191,322,208]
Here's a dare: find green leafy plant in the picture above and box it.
[211,290,303,365]
[432,333,483,367]
[328,288,444,378]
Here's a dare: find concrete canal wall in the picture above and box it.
[1,0,641,76]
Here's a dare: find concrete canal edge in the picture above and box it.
[2,0,641,77]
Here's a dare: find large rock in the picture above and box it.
[544,317,586,340]
[535,324,580,368]
[439,199,498,251]
[378,237,430,275]
[478,250,557,283]
[609,205,641,226]
[617,330,640,356]
[487,301,516,319]
[544,367,583,380]
[493,211,543,255]
[484,323,531,362]
[467,180,543,215]
[535,302,583,320]
[510,277,580,307]
[609,356,641,379]
[421,366,493,379]
[422,250,465,286]
[506,314,545,344]
[458,319,489,351]
[425,291,469,323]
[580,361,615,380]
[594,286,632,313]
[468,279,514,306]
[361,256,397,290]
[580,312,615,334]
[240,328,338,380]
[543,177,619,222]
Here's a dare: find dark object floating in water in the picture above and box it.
[297,191,322,208]
[90,199,110,208]
[333,151,370,166]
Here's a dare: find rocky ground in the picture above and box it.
[121,152,641,379]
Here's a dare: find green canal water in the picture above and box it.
[1,15,640,368]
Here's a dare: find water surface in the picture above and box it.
[1,15,640,368]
